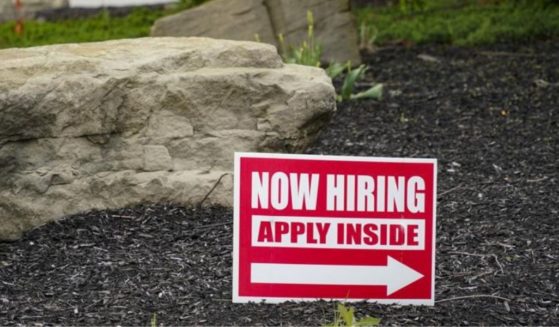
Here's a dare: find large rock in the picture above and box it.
[0,37,336,240]
[151,0,277,45]
[151,0,361,65]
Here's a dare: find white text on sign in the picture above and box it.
[251,172,425,213]
[252,216,425,250]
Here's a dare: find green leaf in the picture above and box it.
[338,303,355,326]
[355,316,382,327]
[340,65,368,101]
[326,62,346,79]
[351,83,383,100]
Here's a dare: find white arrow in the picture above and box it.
[251,256,423,295]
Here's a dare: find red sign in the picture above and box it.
[233,153,437,305]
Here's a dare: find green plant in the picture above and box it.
[325,61,346,79]
[276,10,382,102]
[358,22,378,52]
[150,313,157,327]
[338,64,383,102]
[324,303,381,327]
[399,0,426,14]
[278,10,322,67]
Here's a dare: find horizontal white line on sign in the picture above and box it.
[235,152,437,164]
[251,215,425,250]
[251,257,424,295]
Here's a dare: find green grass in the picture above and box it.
[356,0,559,46]
[279,10,322,67]
[0,1,202,49]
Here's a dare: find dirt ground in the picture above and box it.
[1,40,558,325]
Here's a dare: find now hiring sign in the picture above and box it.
[233,153,437,305]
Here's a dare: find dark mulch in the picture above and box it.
[1,40,558,325]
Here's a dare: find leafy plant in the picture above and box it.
[324,303,381,327]
[325,61,346,79]
[278,10,322,67]
[338,64,383,102]
[276,10,382,102]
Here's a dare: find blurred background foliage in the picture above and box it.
[0,0,558,49]
[356,0,559,46]
[1,8,163,48]
[0,0,203,48]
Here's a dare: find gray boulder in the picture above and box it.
[0,37,336,240]
[151,0,361,65]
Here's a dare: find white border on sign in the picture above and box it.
[431,156,438,305]
[232,152,437,305]
[234,296,433,305]
[236,151,437,163]
[232,152,241,305]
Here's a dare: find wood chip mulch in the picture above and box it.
[1,39,558,325]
